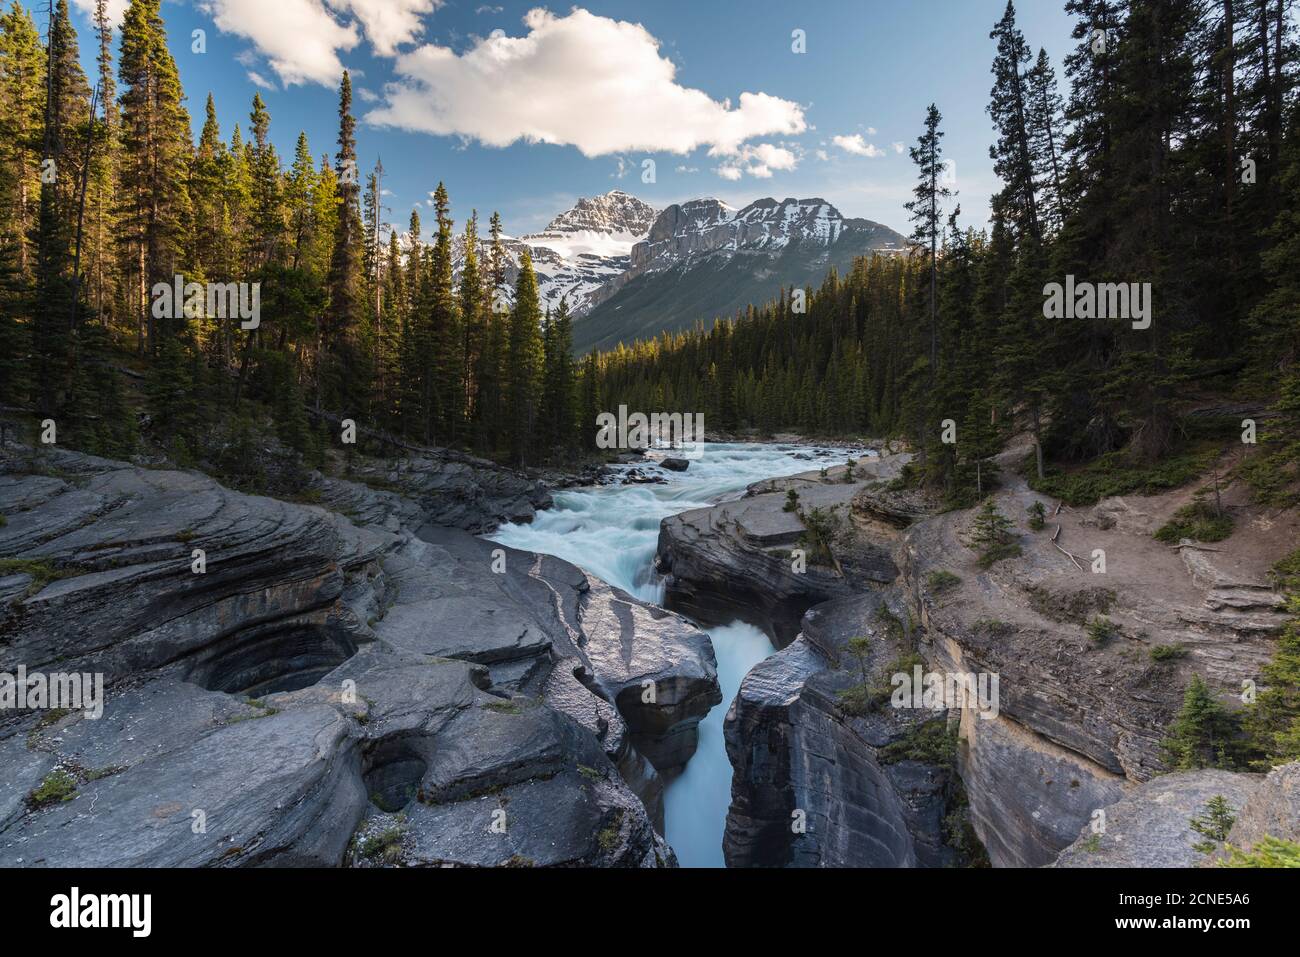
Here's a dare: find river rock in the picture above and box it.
[0,445,717,867]
[724,593,959,868]
[660,458,690,472]
[657,468,898,645]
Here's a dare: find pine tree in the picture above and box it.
[905,104,953,380]
[1162,674,1243,770]
[541,296,577,458]
[284,132,316,269]
[117,0,190,356]
[1245,595,1300,764]
[247,93,282,266]
[1026,48,1067,229]
[0,1,45,278]
[459,211,483,428]
[988,1,1042,240]
[427,182,461,444]
[323,70,367,413]
[506,249,544,464]
[86,0,117,325]
[32,0,90,415]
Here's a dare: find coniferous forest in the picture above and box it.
[0,0,579,483]
[594,0,1299,510]
[0,0,1295,510]
[2,0,1300,889]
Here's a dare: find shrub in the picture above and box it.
[1030,445,1219,507]
[1150,643,1188,662]
[1028,501,1046,531]
[1162,675,1250,771]
[799,505,842,567]
[782,488,799,512]
[27,769,78,808]
[927,569,961,594]
[1219,835,1300,867]
[977,542,1022,569]
[1024,584,1115,624]
[1154,499,1234,544]
[1086,615,1121,644]
[968,501,1020,568]
[879,718,958,766]
[1244,592,1300,765]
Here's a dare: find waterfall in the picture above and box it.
[487,442,843,867]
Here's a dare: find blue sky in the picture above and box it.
[58,0,1078,239]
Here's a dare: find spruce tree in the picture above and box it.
[1162,674,1243,770]
[117,0,189,356]
[323,70,367,414]
[506,249,544,464]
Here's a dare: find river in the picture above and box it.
[487,442,846,867]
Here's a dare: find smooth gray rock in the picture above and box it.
[0,447,718,868]
[1218,761,1300,860]
[657,470,897,645]
[1053,769,1262,868]
[724,594,956,868]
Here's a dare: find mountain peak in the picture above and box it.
[538,191,658,237]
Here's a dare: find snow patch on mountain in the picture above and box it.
[453,189,658,314]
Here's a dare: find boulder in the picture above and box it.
[1053,769,1262,868]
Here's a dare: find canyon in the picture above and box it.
[1,436,1295,867]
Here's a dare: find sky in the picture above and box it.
[53,0,1079,240]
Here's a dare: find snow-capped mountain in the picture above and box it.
[575,197,907,352]
[453,190,906,353]
[453,190,658,315]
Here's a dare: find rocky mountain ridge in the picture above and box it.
[450,190,906,352]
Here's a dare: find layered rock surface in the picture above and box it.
[724,593,957,868]
[1053,769,1263,868]
[0,446,718,867]
[656,456,901,645]
[904,448,1295,867]
[656,440,1298,869]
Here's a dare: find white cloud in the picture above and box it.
[713,142,800,180]
[70,0,129,28]
[247,71,276,90]
[675,165,699,173]
[367,8,806,157]
[814,149,829,162]
[612,156,630,179]
[326,0,442,57]
[356,86,381,103]
[198,0,360,86]
[476,4,504,12]
[832,134,885,158]
[867,126,877,135]
[891,141,906,155]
